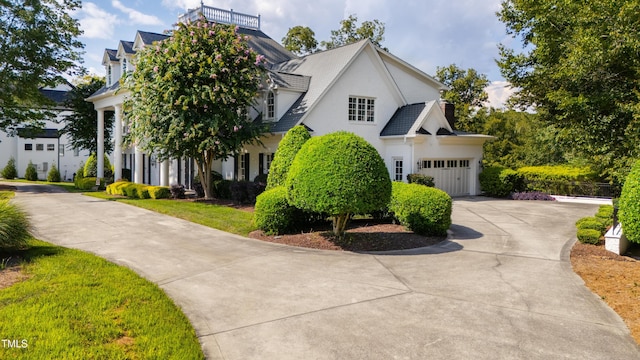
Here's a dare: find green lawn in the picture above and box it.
[85,192,257,236]
[0,239,204,360]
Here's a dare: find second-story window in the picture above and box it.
[348,96,375,122]
[265,91,275,120]
[122,57,127,74]
[107,64,112,86]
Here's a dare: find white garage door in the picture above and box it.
[420,159,471,196]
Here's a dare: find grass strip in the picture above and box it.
[85,192,257,236]
[0,239,204,360]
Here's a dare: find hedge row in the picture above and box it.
[620,160,640,244]
[575,204,615,244]
[106,181,171,199]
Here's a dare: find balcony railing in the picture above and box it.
[178,4,260,30]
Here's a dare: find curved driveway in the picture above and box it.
[8,183,640,359]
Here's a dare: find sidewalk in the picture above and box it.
[9,183,640,359]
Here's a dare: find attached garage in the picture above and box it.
[419,159,472,196]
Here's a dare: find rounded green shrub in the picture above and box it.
[479,166,523,197]
[619,160,640,244]
[407,173,435,187]
[76,177,100,190]
[0,201,31,250]
[1,157,18,180]
[84,153,113,179]
[577,228,601,244]
[576,219,605,234]
[266,125,311,190]
[148,186,171,199]
[286,131,391,236]
[595,205,614,227]
[254,186,300,235]
[389,181,452,236]
[47,164,61,182]
[24,161,38,181]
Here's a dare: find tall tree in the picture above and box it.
[321,14,387,51]
[124,18,268,199]
[62,76,114,154]
[0,0,84,132]
[497,0,640,182]
[282,26,318,55]
[435,64,489,132]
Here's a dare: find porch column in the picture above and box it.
[134,146,143,184]
[97,109,105,178]
[113,104,123,181]
[160,160,170,186]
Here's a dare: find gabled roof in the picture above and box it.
[236,27,296,66]
[86,81,120,101]
[117,40,135,58]
[269,72,310,92]
[40,89,70,105]
[270,93,308,133]
[102,49,118,65]
[133,31,169,51]
[380,103,427,136]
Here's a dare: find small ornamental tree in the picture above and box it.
[124,18,268,199]
[1,157,18,179]
[24,161,38,181]
[619,160,640,244]
[47,163,61,182]
[83,153,113,179]
[266,125,311,190]
[286,131,391,237]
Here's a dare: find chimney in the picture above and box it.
[439,100,456,130]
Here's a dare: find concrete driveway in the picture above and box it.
[8,183,640,359]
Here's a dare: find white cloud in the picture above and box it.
[77,2,119,39]
[485,81,515,109]
[112,0,164,26]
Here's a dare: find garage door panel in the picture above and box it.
[420,159,470,196]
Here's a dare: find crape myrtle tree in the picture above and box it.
[124,18,268,199]
[0,0,83,132]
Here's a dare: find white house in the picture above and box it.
[88,4,491,196]
[0,83,91,181]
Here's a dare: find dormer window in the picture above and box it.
[265,91,275,120]
[122,58,127,74]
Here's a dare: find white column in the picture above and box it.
[97,109,105,178]
[134,145,143,184]
[160,160,170,186]
[113,104,123,181]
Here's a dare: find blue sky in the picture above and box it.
[73,0,517,107]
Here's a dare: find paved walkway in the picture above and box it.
[7,183,640,359]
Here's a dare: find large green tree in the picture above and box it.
[281,26,318,55]
[0,0,84,132]
[435,64,489,132]
[497,0,640,182]
[124,18,268,199]
[320,14,387,51]
[62,76,113,154]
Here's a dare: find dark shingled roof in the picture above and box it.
[120,40,135,54]
[237,27,297,66]
[380,103,426,136]
[270,93,308,133]
[269,71,310,92]
[106,48,118,61]
[17,128,60,139]
[40,89,69,104]
[87,81,120,99]
[137,31,169,45]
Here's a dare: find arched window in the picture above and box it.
[265,91,275,120]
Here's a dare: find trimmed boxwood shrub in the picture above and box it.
[389,181,452,236]
[576,218,606,234]
[254,186,301,235]
[479,166,523,197]
[577,228,601,244]
[619,160,640,244]
[407,173,435,187]
[1,157,17,179]
[286,131,391,237]
[106,181,130,195]
[595,205,614,227]
[47,164,61,182]
[24,161,38,181]
[76,177,102,190]
[148,186,171,199]
[266,125,311,190]
[0,201,31,250]
[517,165,598,195]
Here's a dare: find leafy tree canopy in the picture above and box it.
[497,0,640,182]
[321,14,387,51]
[123,18,268,199]
[281,26,318,55]
[435,64,489,132]
[0,0,84,132]
[62,76,113,154]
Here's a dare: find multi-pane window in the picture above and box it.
[394,158,403,181]
[460,160,470,168]
[266,91,275,120]
[47,144,55,151]
[107,65,112,86]
[25,144,33,151]
[447,160,458,168]
[239,154,246,181]
[36,144,44,151]
[348,97,375,122]
[434,160,445,168]
[59,144,65,156]
[122,58,128,74]
[421,160,432,169]
[266,153,273,172]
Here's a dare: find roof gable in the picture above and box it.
[102,49,118,66]
[133,31,169,51]
[116,41,135,58]
[380,103,427,136]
